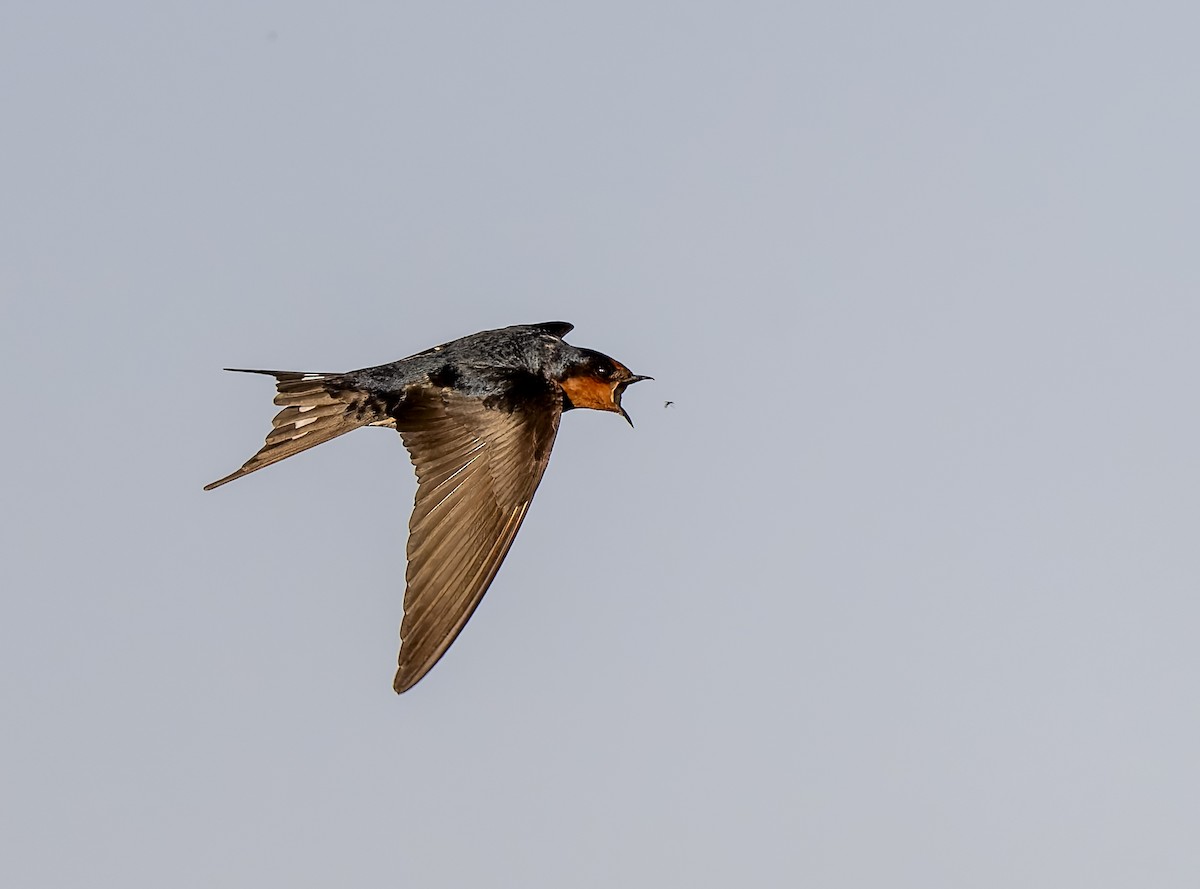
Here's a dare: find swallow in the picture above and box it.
[206,321,649,693]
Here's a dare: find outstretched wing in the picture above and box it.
[392,384,562,693]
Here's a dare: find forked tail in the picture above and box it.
[204,369,385,490]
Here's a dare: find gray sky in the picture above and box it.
[3,2,1199,886]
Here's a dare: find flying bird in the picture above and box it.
[206,322,650,693]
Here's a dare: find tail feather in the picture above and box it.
[204,369,385,491]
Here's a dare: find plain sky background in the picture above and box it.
[3,2,1198,886]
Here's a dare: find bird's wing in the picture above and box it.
[392,384,562,693]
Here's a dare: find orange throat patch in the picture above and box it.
[561,373,620,412]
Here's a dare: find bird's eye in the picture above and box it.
[595,363,612,378]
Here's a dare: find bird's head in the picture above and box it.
[560,349,651,426]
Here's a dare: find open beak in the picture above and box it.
[615,374,653,427]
